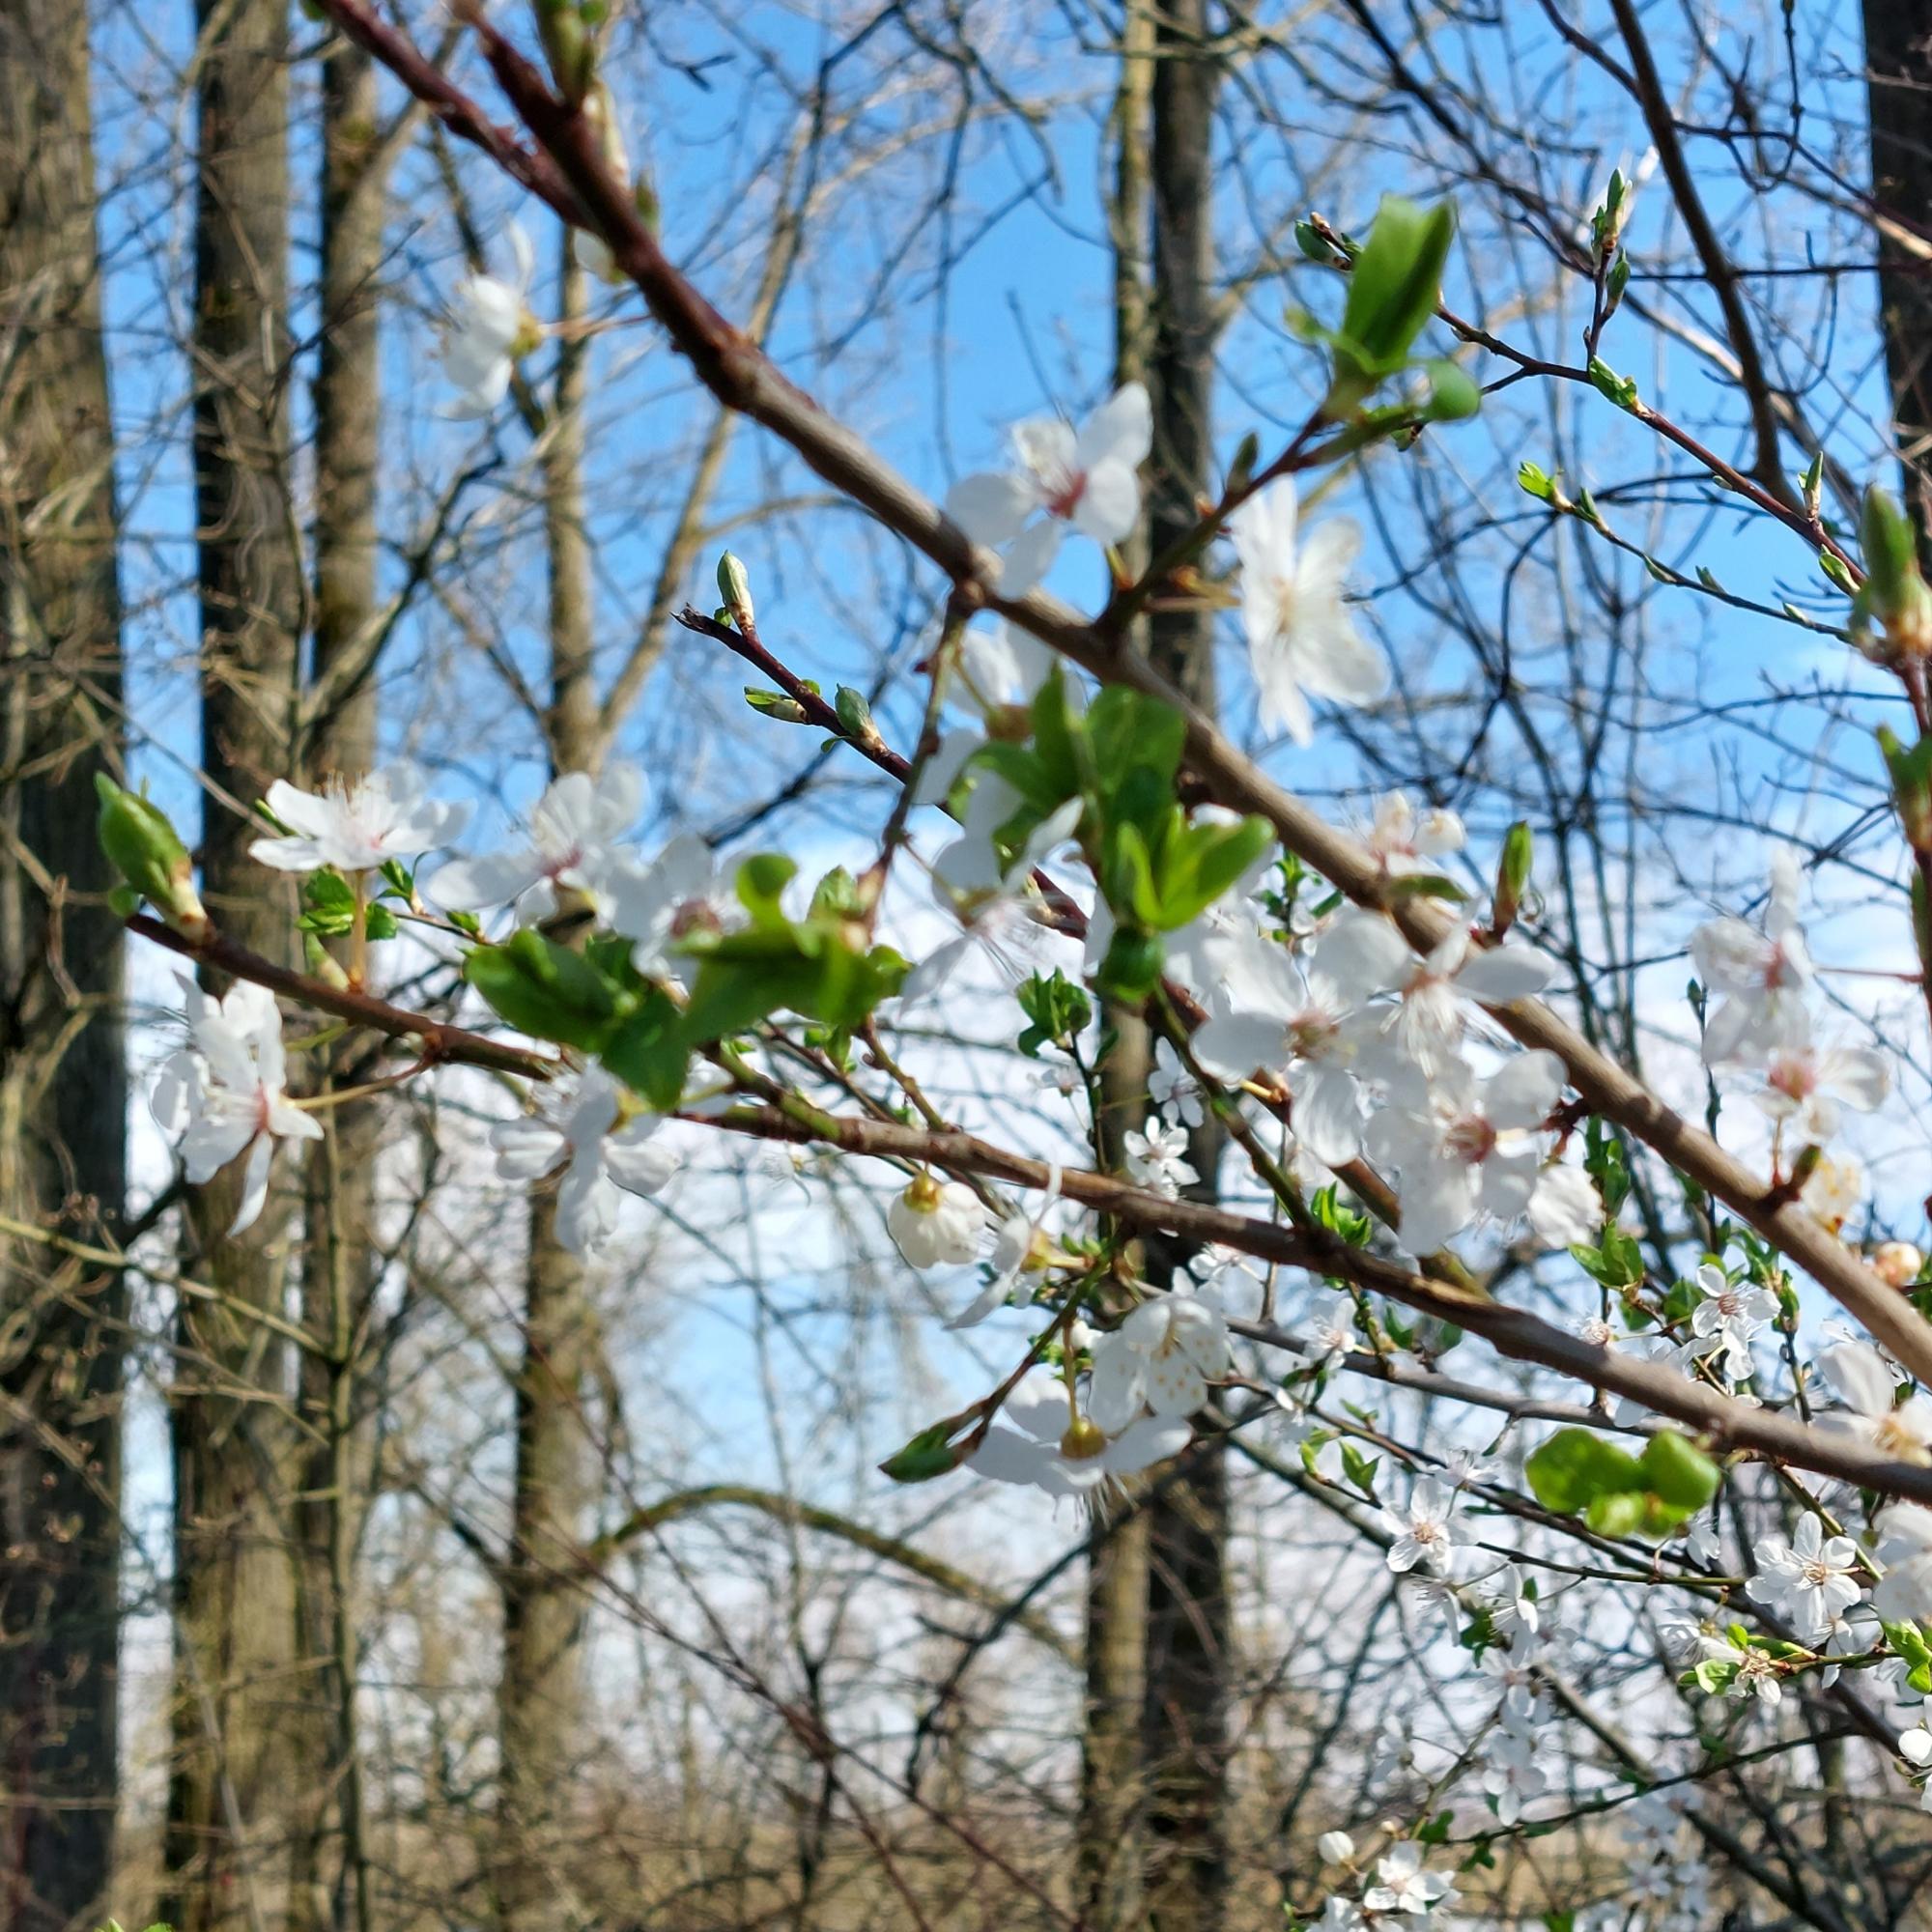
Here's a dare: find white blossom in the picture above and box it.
[607,832,739,984]
[1317,1831,1356,1866]
[1752,1016,1889,1142]
[441,220,541,418]
[948,1170,1063,1329]
[1815,1340,1932,1463]
[1088,1293,1232,1431]
[1367,1051,1565,1255]
[1362,1841,1455,1918]
[1123,1121,1198,1198]
[968,1370,1188,1497]
[1192,913,1409,1167]
[1229,477,1388,745]
[1689,850,1811,1066]
[1366,926,1559,1076]
[1746,1513,1863,1640]
[1150,1037,1205,1127]
[1874,1504,1932,1622]
[887,1173,987,1269]
[491,1065,679,1257]
[1688,1264,1776,1384]
[249,764,469,876]
[153,978,322,1236]
[1381,1478,1460,1576]
[431,764,646,924]
[945,384,1151,592]
[1362,791,1464,876]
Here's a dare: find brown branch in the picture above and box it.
[708,1101,1932,1507]
[128,912,556,1080]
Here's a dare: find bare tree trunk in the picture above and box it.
[496,240,598,1932]
[290,34,389,1932]
[1140,1,1231,1923]
[166,1,303,1924]
[1864,0,1932,543]
[1078,11,1156,1921]
[0,2,127,1922]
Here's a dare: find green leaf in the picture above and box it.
[599,985,691,1111]
[1329,195,1456,409]
[1518,461,1556,502]
[1638,1431,1719,1512]
[1525,1428,1645,1513]
[1016,968,1093,1057]
[465,929,620,1052]
[1587,356,1638,410]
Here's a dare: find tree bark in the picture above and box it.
[496,239,598,1932]
[166,2,304,1924]
[0,0,127,1921]
[290,33,390,1932]
[1864,0,1932,544]
[1140,1,1231,1924]
[1078,11,1157,1922]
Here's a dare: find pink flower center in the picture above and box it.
[1443,1114,1497,1165]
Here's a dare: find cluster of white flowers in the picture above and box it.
[156,760,726,1258]
[1309,1833,1458,1927]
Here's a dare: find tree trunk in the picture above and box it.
[0,1,127,1921]
[290,34,389,1932]
[1140,1,1230,1924]
[1864,0,1932,543]
[496,239,598,1932]
[165,1,303,1924]
[1077,11,1156,1921]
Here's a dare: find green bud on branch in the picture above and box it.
[96,774,210,941]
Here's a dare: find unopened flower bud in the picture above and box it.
[1317,1831,1356,1866]
[1492,819,1532,937]
[1874,1241,1924,1290]
[717,551,754,631]
[96,774,209,941]
[1860,486,1932,656]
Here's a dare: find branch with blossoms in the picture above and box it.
[107,0,1932,1907]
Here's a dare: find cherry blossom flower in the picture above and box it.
[490,1065,679,1257]
[154,978,322,1236]
[1366,1050,1565,1254]
[1873,1504,1932,1622]
[968,1370,1189,1497]
[607,832,739,984]
[1526,1160,1602,1247]
[440,220,542,418]
[1873,1240,1925,1290]
[1800,1151,1863,1231]
[1482,1728,1547,1826]
[902,782,1083,1002]
[1752,1015,1889,1142]
[1362,1841,1455,1917]
[1149,1037,1205,1127]
[1688,1264,1777,1383]
[1380,1478,1461,1575]
[945,384,1151,592]
[947,1170,1063,1328]
[1898,1726,1932,1811]
[1088,1293,1232,1431]
[1192,914,1409,1166]
[1363,925,1559,1076]
[1698,1634,1783,1706]
[1362,791,1465,876]
[430,764,645,924]
[249,764,469,876]
[1123,1121,1198,1197]
[1746,1513,1864,1639]
[1229,477,1388,745]
[1815,1340,1932,1463]
[916,622,1060,806]
[887,1172,987,1268]
[1689,850,1811,1066]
